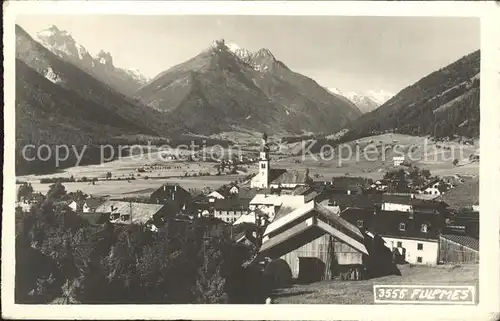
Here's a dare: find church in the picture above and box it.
[251,133,312,189]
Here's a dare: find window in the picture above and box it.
[421,224,429,233]
[356,220,364,228]
[121,214,130,221]
[261,163,266,169]
[417,257,423,263]
[417,243,423,250]
[397,241,402,248]
[398,222,406,231]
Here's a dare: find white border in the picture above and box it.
[2,1,500,320]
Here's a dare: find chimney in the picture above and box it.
[410,193,415,199]
[110,205,115,212]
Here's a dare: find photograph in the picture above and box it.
[2,1,500,320]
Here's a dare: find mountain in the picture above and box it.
[136,39,362,135]
[327,88,394,114]
[36,25,149,97]
[15,24,179,147]
[346,50,480,140]
[344,92,381,114]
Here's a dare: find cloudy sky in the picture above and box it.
[17,15,479,94]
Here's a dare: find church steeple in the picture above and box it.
[251,132,271,188]
[260,132,270,161]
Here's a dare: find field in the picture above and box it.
[16,133,479,197]
[272,264,479,304]
[274,134,479,181]
[16,150,256,197]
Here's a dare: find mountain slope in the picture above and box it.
[36,25,149,97]
[347,50,480,139]
[15,24,180,144]
[136,39,362,135]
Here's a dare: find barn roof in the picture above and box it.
[437,179,479,209]
[270,169,311,185]
[261,201,367,255]
[440,234,479,252]
[213,198,251,210]
[95,201,164,224]
[259,202,368,257]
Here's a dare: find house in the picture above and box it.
[94,201,166,225]
[438,234,479,264]
[207,190,226,202]
[16,192,45,212]
[67,198,104,214]
[249,194,307,223]
[251,133,312,189]
[373,203,446,265]
[418,179,450,196]
[213,198,251,224]
[336,195,446,265]
[208,185,258,202]
[393,156,405,167]
[150,184,191,208]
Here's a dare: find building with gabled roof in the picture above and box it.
[95,201,166,225]
[257,201,382,281]
[439,234,479,264]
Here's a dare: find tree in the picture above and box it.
[106,172,112,180]
[47,182,67,200]
[422,169,431,179]
[17,183,34,202]
[453,158,459,166]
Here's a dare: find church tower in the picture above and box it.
[252,133,270,188]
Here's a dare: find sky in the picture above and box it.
[16,15,479,94]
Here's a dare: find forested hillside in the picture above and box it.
[347,50,480,140]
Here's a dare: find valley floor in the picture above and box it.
[272,264,479,304]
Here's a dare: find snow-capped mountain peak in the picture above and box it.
[33,24,149,96]
[365,89,394,105]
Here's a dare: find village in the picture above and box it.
[15,133,480,303]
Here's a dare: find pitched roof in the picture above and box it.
[95,201,164,224]
[437,179,479,209]
[420,178,442,190]
[441,234,479,251]
[214,197,251,210]
[260,201,368,256]
[270,169,311,185]
[85,198,105,209]
[250,194,285,206]
[292,185,313,196]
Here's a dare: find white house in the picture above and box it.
[207,190,225,202]
[393,156,405,167]
[380,202,413,212]
[382,236,439,265]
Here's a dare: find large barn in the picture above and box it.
[257,201,381,282]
